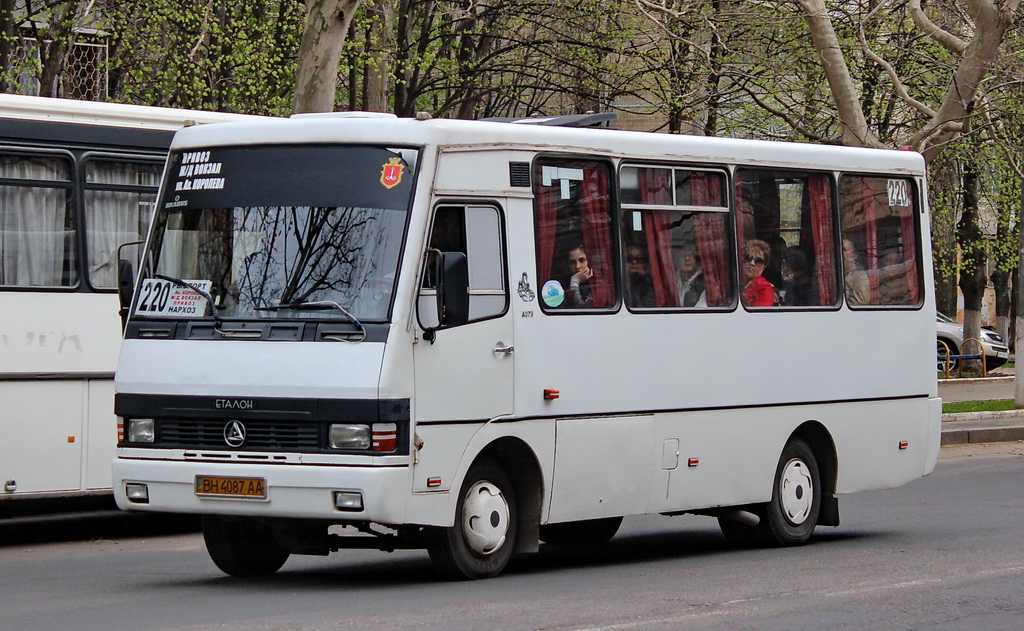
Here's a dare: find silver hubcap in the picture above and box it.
[779,458,813,525]
[462,480,510,556]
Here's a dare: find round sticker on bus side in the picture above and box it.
[541,280,564,307]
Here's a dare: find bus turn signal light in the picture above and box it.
[544,389,560,400]
[372,423,398,451]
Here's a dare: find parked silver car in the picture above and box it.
[936,312,1009,374]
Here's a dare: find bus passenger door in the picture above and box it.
[413,204,512,423]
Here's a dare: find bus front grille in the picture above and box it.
[158,419,320,450]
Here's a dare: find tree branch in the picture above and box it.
[908,0,967,54]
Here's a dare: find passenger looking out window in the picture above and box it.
[565,245,594,308]
[735,169,838,309]
[674,244,705,307]
[842,238,869,306]
[624,243,655,308]
[533,158,616,310]
[743,239,775,307]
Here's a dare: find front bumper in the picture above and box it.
[113,456,412,524]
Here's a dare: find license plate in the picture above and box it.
[195,475,267,499]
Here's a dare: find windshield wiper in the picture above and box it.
[254,300,366,342]
[153,274,224,332]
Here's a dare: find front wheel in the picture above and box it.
[203,515,291,576]
[427,459,517,580]
[718,438,821,547]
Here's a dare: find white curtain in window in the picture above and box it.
[1,176,73,287]
[85,161,160,288]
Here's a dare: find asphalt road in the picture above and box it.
[1,444,1022,631]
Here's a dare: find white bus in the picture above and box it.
[0,95,258,515]
[112,113,941,579]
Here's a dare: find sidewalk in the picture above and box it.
[939,373,1024,446]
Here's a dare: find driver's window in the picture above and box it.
[418,204,507,329]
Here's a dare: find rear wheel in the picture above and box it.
[202,515,291,576]
[718,438,821,547]
[539,517,623,546]
[427,459,517,580]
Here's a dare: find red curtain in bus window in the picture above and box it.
[644,212,678,306]
[694,172,729,307]
[808,174,836,305]
[638,168,677,307]
[861,181,881,302]
[578,163,614,307]
[534,182,559,286]
[901,208,920,303]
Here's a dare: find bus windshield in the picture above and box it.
[140,144,418,322]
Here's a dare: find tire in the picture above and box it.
[539,517,623,546]
[718,438,821,548]
[202,515,291,576]
[427,459,517,580]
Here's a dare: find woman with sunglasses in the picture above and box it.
[743,239,775,307]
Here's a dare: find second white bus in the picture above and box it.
[112,113,941,579]
[0,94,259,515]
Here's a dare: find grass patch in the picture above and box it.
[943,399,1016,414]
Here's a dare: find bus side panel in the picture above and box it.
[829,397,936,494]
[85,379,117,490]
[0,380,84,495]
[650,399,935,513]
[5,293,122,375]
[409,418,555,526]
[547,416,654,522]
[650,410,783,513]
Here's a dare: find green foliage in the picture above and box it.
[101,0,305,115]
[942,399,1015,414]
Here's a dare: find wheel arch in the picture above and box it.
[790,421,840,526]
[475,437,544,554]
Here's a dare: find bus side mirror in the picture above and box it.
[437,252,469,328]
[118,259,134,328]
[423,252,469,343]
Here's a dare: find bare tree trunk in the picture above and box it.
[1015,185,1024,405]
[0,0,15,93]
[294,0,363,114]
[913,1,1021,162]
[363,0,391,112]
[796,0,884,148]
[959,164,986,374]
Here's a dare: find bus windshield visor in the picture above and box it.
[139,144,418,322]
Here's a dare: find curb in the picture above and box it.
[938,375,1022,445]
[941,411,1024,446]
[938,375,1014,385]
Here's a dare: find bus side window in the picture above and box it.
[839,176,921,307]
[735,169,839,309]
[533,158,617,311]
[83,159,163,290]
[0,153,77,288]
[619,165,733,309]
[418,204,507,329]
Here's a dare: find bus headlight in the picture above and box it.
[127,418,155,443]
[329,424,371,450]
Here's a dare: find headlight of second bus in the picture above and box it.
[329,424,372,450]
[126,418,155,443]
